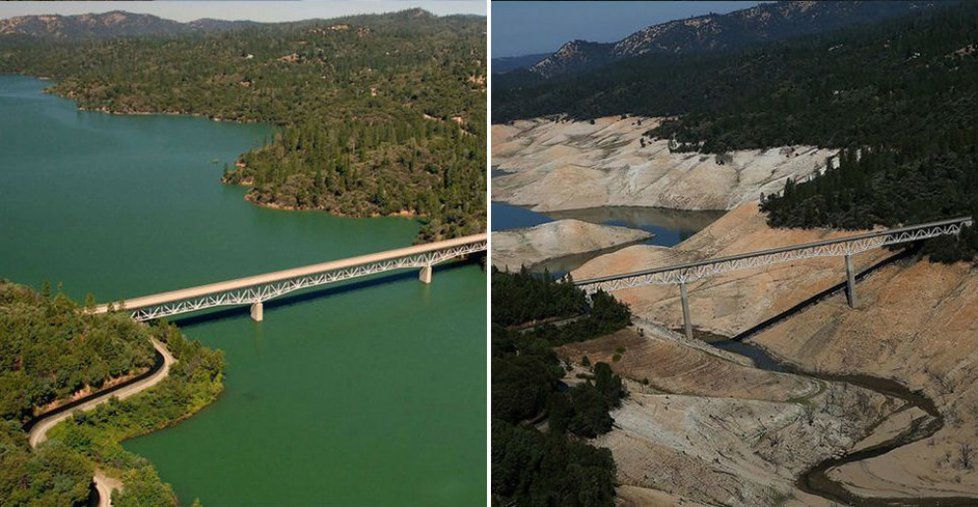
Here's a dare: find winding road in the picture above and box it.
[27,338,175,507]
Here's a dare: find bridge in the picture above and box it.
[574,217,972,339]
[93,234,487,322]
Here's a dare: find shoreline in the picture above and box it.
[38,77,421,224]
[242,192,421,218]
[16,75,483,235]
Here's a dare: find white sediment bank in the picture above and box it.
[492,219,651,272]
[492,115,836,212]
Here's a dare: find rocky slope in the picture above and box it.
[491,52,552,74]
[571,201,892,336]
[529,1,945,78]
[491,219,650,272]
[492,116,835,212]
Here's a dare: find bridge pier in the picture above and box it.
[679,282,693,340]
[250,302,263,322]
[844,254,857,308]
[419,265,432,284]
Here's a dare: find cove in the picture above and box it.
[0,75,486,506]
[492,201,723,274]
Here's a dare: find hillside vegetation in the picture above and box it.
[494,3,976,258]
[492,269,630,506]
[0,9,486,241]
[0,281,155,425]
[0,280,225,506]
[526,0,939,78]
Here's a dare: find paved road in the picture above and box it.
[28,338,175,506]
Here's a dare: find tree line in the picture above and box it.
[492,268,630,506]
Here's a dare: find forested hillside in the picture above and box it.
[492,269,630,506]
[494,2,977,259]
[0,9,486,241]
[0,280,225,506]
[0,281,155,425]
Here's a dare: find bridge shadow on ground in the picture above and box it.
[169,258,483,327]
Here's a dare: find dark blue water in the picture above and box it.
[492,202,723,248]
[491,201,552,231]
[492,201,724,276]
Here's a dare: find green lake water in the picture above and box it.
[0,75,486,506]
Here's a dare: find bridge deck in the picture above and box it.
[93,233,486,314]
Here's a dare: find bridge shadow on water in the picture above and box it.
[169,258,483,327]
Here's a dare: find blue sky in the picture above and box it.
[0,1,485,23]
[492,1,763,58]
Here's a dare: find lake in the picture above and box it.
[491,201,723,274]
[0,75,486,506]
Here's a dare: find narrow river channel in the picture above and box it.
[706,251,976,506]
[0,75,486,506]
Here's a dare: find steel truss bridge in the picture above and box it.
[574,217,972,339]
[92,234,487,322]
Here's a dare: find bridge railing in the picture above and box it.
[93,233,486,321]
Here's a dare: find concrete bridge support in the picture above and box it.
[250,301,263,322]
[419,265,432,284]
[844,254,857,308]
[680,281,693,340]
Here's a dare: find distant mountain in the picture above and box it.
[491,53,551,74]
[186,18,261,32]
[0,11,257,39]
[531,1,947,78]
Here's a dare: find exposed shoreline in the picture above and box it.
[492,115,835,213]
[716,249,978,505]
[565,203,978,503]
[492,219,651,272]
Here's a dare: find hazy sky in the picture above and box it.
[492,1,764,58]
[0,1,485,23]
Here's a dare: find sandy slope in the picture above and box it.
[93,471,124,507]
[753,260,978,499]
[492,116,835,212]
[491,219,651,271]
[571,202,892,336]
[556,325,894,506]
[567,200,978,502]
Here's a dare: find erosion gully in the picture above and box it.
[700,246,976,506]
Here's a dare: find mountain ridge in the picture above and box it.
[530,1,946,77]
[0,8,460,40]
[0,10,255,39]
